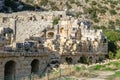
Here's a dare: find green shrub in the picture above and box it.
[25,0,34,4]
[85,0,89,3]
[80,65,86,70]
[108,61,120,68]
[108,51,114,59]
[83,8,88,14]
[110,4,115,9]
[53,17,60,25]
[91,61,120,71]
[110,1,118,5]
[109,20,115,26]
[116,19,120,26]
[115,50,120,59]
[104,1,108,4]
[90,11,97,19]
[99,8,106,14]
[70,0,75,4]
[93,25,100,30]
[91,1,97,5]
[104,30,120,53]
[104,30,120,42]
[97,3,102,8]
[74,66,81,71]
[109,9,117,15]
[94,65,105,70]
[75,2,81,6]
[101,25,106,30]
[51,6,59,11]
[116,7,120,10]
[115,71,120,76]
[108,20,115,30]
[49,1,55,6]
[93,18,99,23]
[66,2,72,9]
[39,0,48,6]
[64,78,78,80]
[76,12,82,18]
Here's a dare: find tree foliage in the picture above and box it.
[104,30,120,42]
[104,30,120,58]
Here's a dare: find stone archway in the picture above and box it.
[78,57,81,63]
[31,59,39,74]
[65,57,73,64]
[78,56,85,63]
[4,60,16,80]
[99,57,103,62]
[89,57,93,64]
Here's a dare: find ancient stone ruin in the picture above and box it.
[0,11,108,80]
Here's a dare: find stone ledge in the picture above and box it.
[0,51,49,57]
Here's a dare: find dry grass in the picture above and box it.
[40,65,97,80]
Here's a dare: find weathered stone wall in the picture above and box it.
[0,11,108,80]
[0,52,50,80]
[0,11,66,42]
[60,53,106,64]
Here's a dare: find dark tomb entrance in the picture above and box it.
[4,61,16,80]
[31,59,39,75]
[65,57,73,64]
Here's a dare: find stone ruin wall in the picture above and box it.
[0,11,108,55]
[0,11,66,43]
[0,11,108,79]
[0,53,50,80]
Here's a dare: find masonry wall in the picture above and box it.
[60,53,106,64]
[0,53,50,80]
[0,11,66,43]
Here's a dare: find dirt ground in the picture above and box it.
[78,71,115,80]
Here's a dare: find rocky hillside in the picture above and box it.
[26,0,120,30]
[1,0,120,29]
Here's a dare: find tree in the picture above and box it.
[104,30,120,42]
[104,30,120,53]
